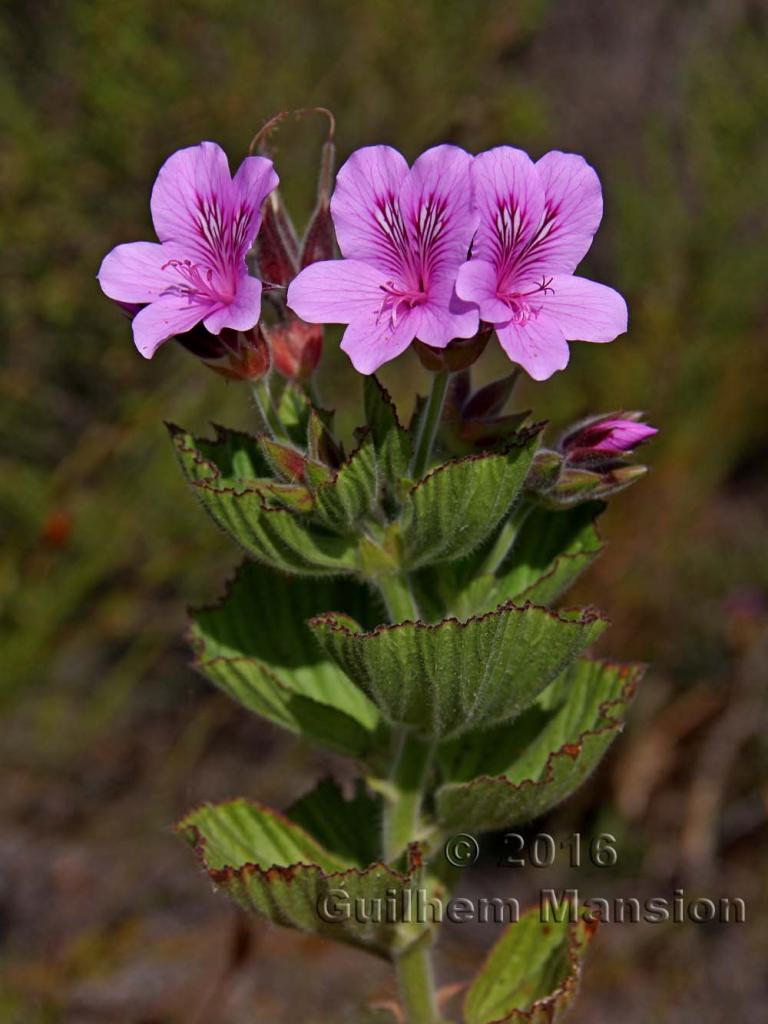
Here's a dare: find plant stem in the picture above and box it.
[396,934,439,1024]
[377,571,419,622]
[478,498,534,577]
[410,370,449,480]
[375,570,438,1022]
[384,729,433,860]
[251,378,285,439]
[385,729,438,1024]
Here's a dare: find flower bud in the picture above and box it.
[300,133,336,268]
[203,326,271,381]
[560,412,657,468]
[268,316,323,380]
[525,449,564,493]
[255,192,300,288]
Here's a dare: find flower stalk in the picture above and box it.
[411,370,450,480]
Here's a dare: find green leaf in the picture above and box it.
[463,906,597,1023]
[313,433,378,532]
[190,560,384,757]
[309,604,607,738]
[412,503,604,621]
[287,777,382,867]
[178,799,424,955]
[397,433,539,570]
[170,426,358,573]
[167,422,271,489]
[436,660,643,832]
[364,375,413,489]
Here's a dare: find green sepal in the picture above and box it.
[178,798,425,955]
[308,604,608,739]
[436,660,643,832]
[396,431,540,570]
[363,375,413,491]
[258,435,332,486]
[189,560,385,757]
[463,905,597,1023]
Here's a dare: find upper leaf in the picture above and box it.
[170,426,361,575]
[463,905,597,1024]
[190,560,385,757]
[396,431,540,570]
[363,375,413,492]
[308,604,607,739]
[436,659,643,832]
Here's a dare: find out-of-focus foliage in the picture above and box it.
[1,1,767,1021]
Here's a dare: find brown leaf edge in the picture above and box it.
[308,599,610,638]
[167,420,374,511]
[465,910,600,1024]
[440,660,645,801]
[406,422,545,492]
[177,797,424,891]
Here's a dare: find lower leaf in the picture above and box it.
[463,905,597,1023]
[178,799,425,956]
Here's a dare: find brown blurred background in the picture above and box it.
[1,1,767,1021]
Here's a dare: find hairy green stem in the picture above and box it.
[410,370,449,480]
[377,571,420,622]
[396,934,439,1024]
[385,729,438,1024]
[478,497,534,577]
[375,572,438,1022]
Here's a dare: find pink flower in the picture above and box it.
[455,147,628,380]
[98,142,278,358]
[286,145,478,374]
[561,413,657,463]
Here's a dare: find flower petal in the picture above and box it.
[409,275,479,348]
[340,313,414,375]
[150,141,235,261]
[517,151,603,278]
[287,259,389,324]
[496,317,570,381]
[330,145,410,273]
[399,144,476,280]
[131,294,209,358]
[471,147,545,273]
[455,258,510,324]
[540,274,628,342]
[203,275,263,334]
[98,241,173,303]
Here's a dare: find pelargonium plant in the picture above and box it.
[99,111,655,1024]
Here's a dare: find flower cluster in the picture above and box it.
[99,137,627,381]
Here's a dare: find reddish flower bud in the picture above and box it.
[268,316,323,380]
[204,327,271,381]
[255,192,300,288]
[300,132,336,268]
[560,412,657,466]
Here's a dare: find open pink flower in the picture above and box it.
[286,145,478,374]
[98,142,278,358]
[456,147,627,380]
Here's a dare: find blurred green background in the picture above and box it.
[1,1,767,1021]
